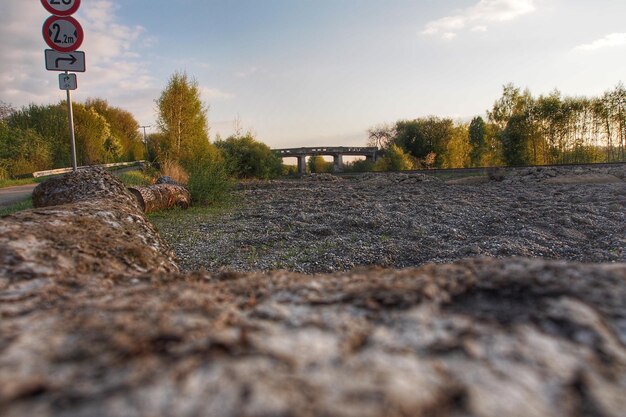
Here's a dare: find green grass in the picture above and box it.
[0,178,37,189]
[117,171,153,186]
[0,198,33,217]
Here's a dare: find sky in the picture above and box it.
[1,0,625,148]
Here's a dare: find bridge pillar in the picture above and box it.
[365,155,374,163]
[297,156,307,176]
[333,154,344,173]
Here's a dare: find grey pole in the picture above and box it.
[65,71,78,172]
[140,125,151,158]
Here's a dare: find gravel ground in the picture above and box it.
[151,165,626,273]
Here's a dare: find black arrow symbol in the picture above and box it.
[55,54,77,68]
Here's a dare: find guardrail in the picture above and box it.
[32,161,147,178]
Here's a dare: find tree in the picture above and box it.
[469,116,487,167]
[86,98,144,161]
[367,123,395,150]
[373,144,415,172]
[442,124,471,168]
[307,156,332,173]
[156,72,209,162]
[393,117,454,167]
[72,103,111,165]
[7,103,69,167]
[0,101,14,121]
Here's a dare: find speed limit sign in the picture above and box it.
[41,0,81,17]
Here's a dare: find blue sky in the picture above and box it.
[1,0,625,147]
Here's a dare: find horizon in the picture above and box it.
[1,0,625,148]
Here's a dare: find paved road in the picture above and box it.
[0,166,144,207]
[0,184,38,207]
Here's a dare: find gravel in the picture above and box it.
[152,165,626,273]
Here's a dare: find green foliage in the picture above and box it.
[156,72,209,162]
[117,170,153,187]
[393,117,454,167]
[8,103,69,167]
[469,116,487,167]
[215,134,283,179]
[282,164,299,177]
[344,159,375,173]
[307,155,333,173]
[441,124,471,168]
[182,141,232,206]
[72,104,111,165]
[86,98,144,161]
[0,121,52,177]
[374,144,415,171]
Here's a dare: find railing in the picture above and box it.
[32,161,147,178]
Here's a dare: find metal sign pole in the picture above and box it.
[65,71,78,172]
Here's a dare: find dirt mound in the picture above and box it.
[1,169,626,417]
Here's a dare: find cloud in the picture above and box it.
[0,1,158,122]
[200,87,234,101]
[422,0,537,39]
[574,33,626,51]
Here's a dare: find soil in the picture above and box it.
[152,165,626,273]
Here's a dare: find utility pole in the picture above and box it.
[140,125,151,160]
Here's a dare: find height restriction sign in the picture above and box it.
[42,15,84,53]
[41,0,81,17]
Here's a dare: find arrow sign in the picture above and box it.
[45,49,86,72]
[42,15,84,52]
[41,0,81,17]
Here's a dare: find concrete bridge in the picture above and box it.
[274,147,379,175]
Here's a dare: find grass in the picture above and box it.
[0,178,38,189]
[0,198,33,217]
[117,171,153,187]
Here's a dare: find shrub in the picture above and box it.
[182,142,232,206]
[373,144,415,172]
[215,134,283,179]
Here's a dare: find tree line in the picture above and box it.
[369,82,626,170]
[0,99,144,179]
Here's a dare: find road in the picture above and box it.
[0,166,144,207]
[0,184,38,207]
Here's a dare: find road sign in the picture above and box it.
[45,49,85,72]
[59,73,77,91]
[42,15,84,53]
[41,0,81,17]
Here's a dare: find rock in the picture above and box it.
[32,167,139,209]
[1,165,626,417]
[155,176,179,185]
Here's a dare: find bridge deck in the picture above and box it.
[274,147,378,156]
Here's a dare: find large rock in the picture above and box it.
[0,169,625,417]
[32,167,140,209]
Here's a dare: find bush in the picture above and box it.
[182,142,232,206]
[215,134,282,179]
[344,159,374,173]
[373,144,415,172]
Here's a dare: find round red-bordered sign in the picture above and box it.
[42,15,84,53]
[40,0,81,17]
